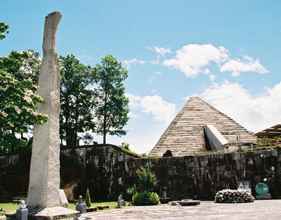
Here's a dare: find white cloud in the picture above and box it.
[163,43,268,78]
[147,46,172,64]
[122,58,145,68]
[128,94,176,124]
[163,44,229,77]
[200,81,281,132]
[147,46,172,57]
[220,56,269,76]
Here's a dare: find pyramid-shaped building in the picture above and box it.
[149,97,256,157]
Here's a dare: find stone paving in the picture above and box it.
[84,200,281,220]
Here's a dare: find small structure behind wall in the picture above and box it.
[204,124,228,151]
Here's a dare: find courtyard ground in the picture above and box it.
[83,200,281,220]
[0,201,117,214]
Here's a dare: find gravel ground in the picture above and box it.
[83,200,281,220]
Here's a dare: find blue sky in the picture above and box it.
[1,1,281,153]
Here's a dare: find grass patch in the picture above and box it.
[0,203,18,214]
[0,201,117,214]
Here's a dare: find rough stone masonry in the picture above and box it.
[27,11,63,209]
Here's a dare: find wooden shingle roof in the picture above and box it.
[149,97,256,157]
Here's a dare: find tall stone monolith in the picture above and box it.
[27,11,63,209]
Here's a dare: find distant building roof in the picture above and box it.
[256,124,281,138]
[149,97,256,157]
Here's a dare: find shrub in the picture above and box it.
[132,191,160,206]
[126,185,136,197]
[215,189,255,203]
[85,188,92,207]
[136,166,156,192]
[130,166,160,206]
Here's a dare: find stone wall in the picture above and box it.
[0,145,139,201]
[100,149,281,201]
[1,146,281,202]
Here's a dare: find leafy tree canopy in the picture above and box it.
[0,50,46,153]
[94,55,129,144]
[0,24,130,151]
[60,55,96,148]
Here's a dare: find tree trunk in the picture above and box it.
[64,95,70,147]
[74,98,79,148]
[103,86,108,145]
[103,115,107,144]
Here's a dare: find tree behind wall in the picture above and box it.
[93,55,129,144]
[59,55,96,148]
[0,24,47,153]
[0,50,46,153]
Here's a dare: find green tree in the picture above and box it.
[0,50,46,153]
[0,22,9,40]
[94,55,129,144]
[60,55,96,148]
[0,50,41,83]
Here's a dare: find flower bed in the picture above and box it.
[215,189,255,203]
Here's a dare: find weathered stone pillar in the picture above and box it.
[27,11,78,219]
[27,11,62,209]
